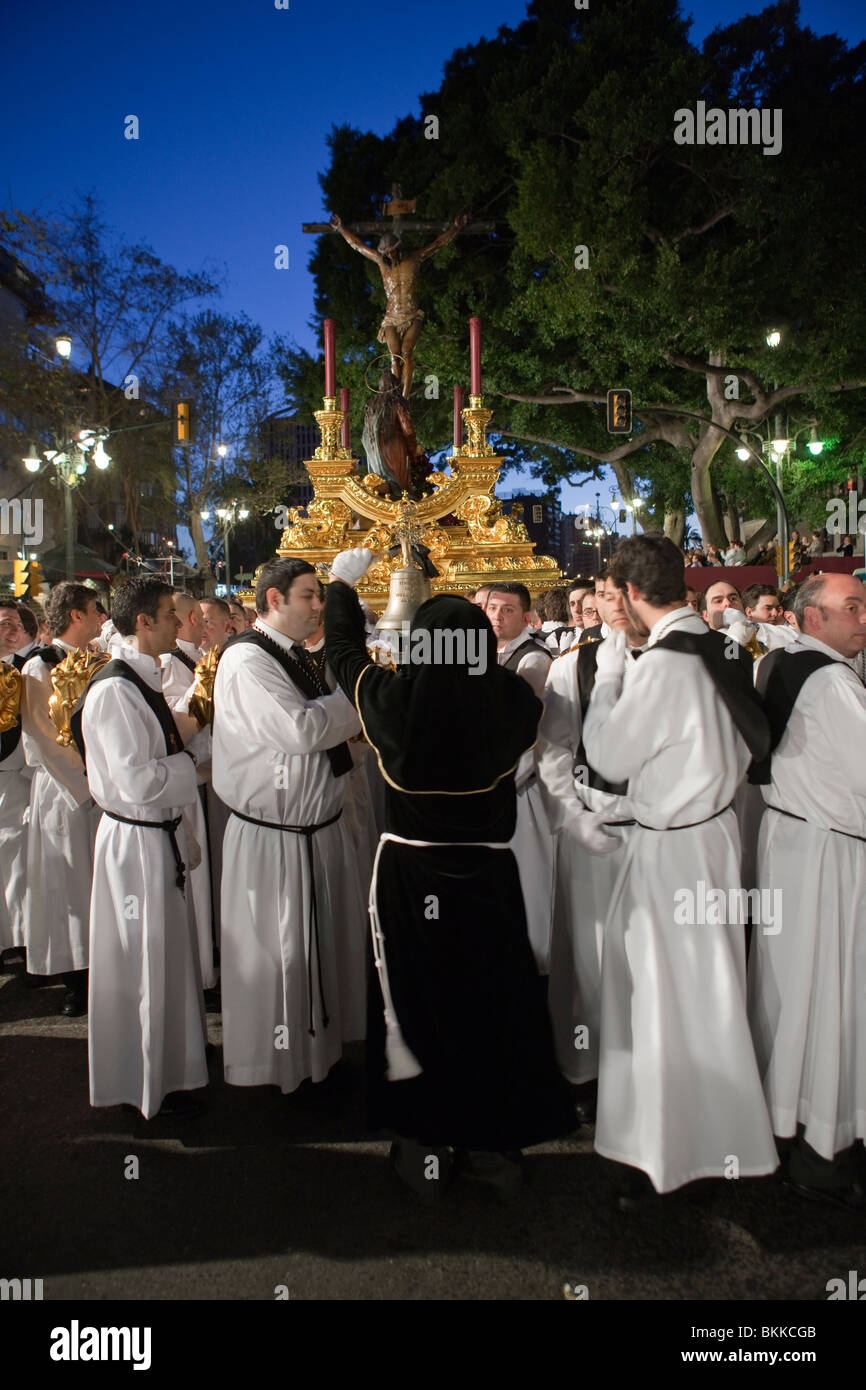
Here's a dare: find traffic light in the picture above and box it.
[174,400,194,446]
[606,388,632,434]
[13,558,44,600]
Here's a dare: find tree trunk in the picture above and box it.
[188,509,215,595]
[691,440,728,550]
[663,509,685,548]
[744,517,776,563]
[724,497,741,545]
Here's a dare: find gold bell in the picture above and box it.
[376,564,431,632]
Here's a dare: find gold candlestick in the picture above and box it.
[314,396,354,461]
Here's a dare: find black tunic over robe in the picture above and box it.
[324,582,575,1150]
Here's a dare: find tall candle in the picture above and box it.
[340,388,350,448]
[469,317,482,396]
[324,318,336,398]
[453,386,464,447]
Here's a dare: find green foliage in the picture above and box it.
[278,0,866,540]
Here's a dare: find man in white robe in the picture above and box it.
[80,577,207,1119]
[582,534,778,1198]
[0,603,31,960]
[748,573,866,1210]
[21,582,103,1014]
[160,593,217,991]
[487,583,555,975]
[211,557,367,1094]
[536,578,643,1092]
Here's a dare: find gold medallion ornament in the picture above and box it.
[187,646,222,729]
[0,665,22,733]
[49,649,111,746]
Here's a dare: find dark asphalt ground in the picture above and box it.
[2,958,864,1303]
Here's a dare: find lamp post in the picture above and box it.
[735,416,824,584]
[202,498,249,596]
[24,427,111,581]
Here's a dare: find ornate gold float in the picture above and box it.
[271,393,561,609]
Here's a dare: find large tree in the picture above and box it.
[283,0,866,545]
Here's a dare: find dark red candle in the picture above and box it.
[453,386,464,448]
[324,318,336,398]
[340,388,350,448]
[469,317,482,396]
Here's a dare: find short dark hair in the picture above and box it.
[698,577,742,614]
[742,583,779,611]
[544,587,571,624]
[534,590,549,621]
[486,582,531,613]
[0,599,21,616]
[609,533,686,607]
[255,557,316,614]
[201,596,232,618]
[17,604,39,639]
[790,575,829,628]
[95,600,108,617]
[781,584,799,613]
[111,577,175,636]
[44,582,98,639]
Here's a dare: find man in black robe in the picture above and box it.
[324,548,575,1199]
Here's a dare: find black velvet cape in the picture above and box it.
[324,583,575,1150]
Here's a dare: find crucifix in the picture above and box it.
[304,185,493,399]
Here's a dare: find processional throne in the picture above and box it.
[274,381,562,610]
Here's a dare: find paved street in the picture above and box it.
[1,960,863,1302]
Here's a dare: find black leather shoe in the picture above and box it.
[785,1177,866,1214]
[61,993,87,1017]
[154,1092,205,1119]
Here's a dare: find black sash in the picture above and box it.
[500,632,553,673]
[171,646,198,674]
[646,628,771,764]
[223,629,352,777]
[748,648,836,785]
[575,641,628,798]
[70,660,188,894]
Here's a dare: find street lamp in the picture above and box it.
[766,329,782,349]
[23,426,112,580]
[206,498,249,596]
[55,334,72,360]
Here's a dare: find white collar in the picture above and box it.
[116,640,165,690]
[498,628,538,658]
[176,637,202,660]
[254,617,301,656]
[646,606,702,648]
[794,631,857,669]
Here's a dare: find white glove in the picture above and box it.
[330,547,374,587]
[593,629,628,687]
[725,618,756,648]
[567,808,621,856]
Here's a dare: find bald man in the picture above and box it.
[748,573,866,1211]
[162,593,205,704]
[200,598,235,653]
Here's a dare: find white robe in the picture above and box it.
[161,647,217,989]
[22,639,100,974]
[0,655,30,951]
[536,645,637,1082]
[748,633,866,1160]
[212,620,368,1093]
[498,631,555,973]
[84,643,207,1117]
[583,607,778,1192]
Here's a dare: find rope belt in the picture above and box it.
[369,831,512,1082]
[603,819,636,827]
[765,804,866,844]
[636,803,733,832]
[230,806,343,1035]
[104,810,186,896]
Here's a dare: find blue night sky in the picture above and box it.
[4,0,865,523]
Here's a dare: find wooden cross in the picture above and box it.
[303,184,493,238]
